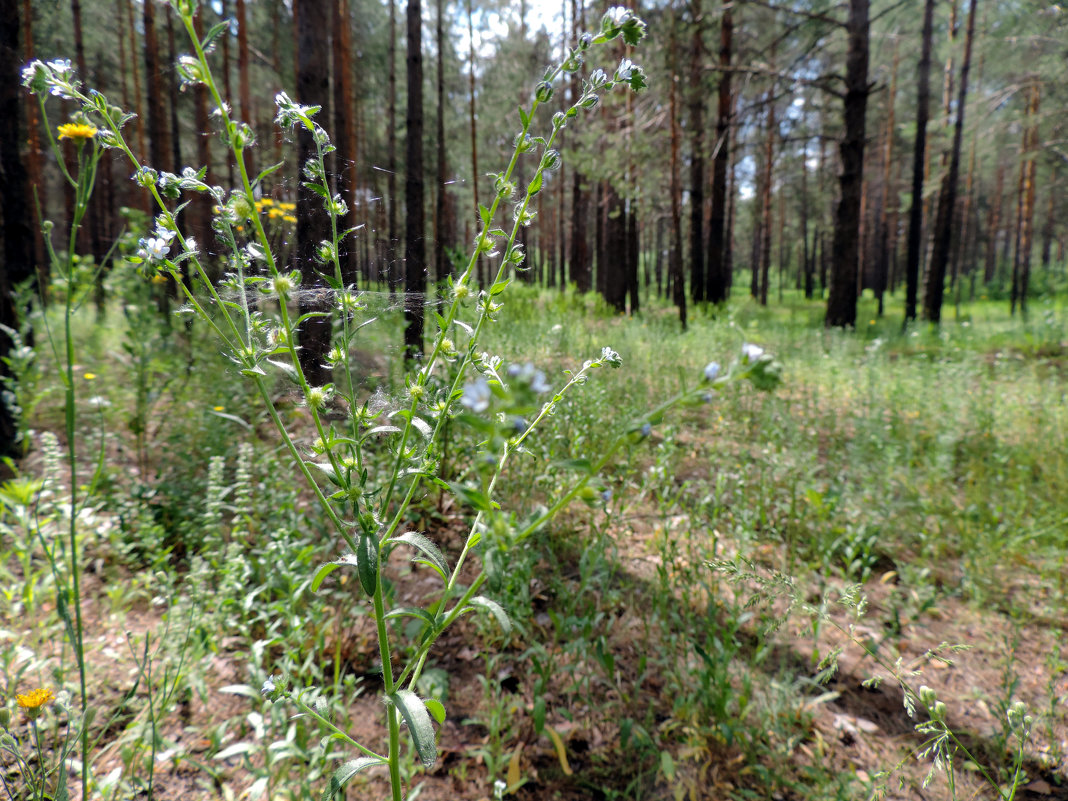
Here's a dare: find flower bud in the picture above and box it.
[135,167,159,188]
[534,81,553,103]
[541,149,562,171]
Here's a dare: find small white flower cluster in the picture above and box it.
[507,361,551,394]
[21,58,79,100]
[460,377,492,412]
[137,227,176,263]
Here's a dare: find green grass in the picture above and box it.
[5,279,1067,800]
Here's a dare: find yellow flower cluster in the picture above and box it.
[256,198,297,225]
[16,687,55,710]
[57,122,97,142]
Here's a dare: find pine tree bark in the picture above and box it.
[192,11,213,269]
[825,0,869,328]
[1013,81,1039,318]
[466,0,481,285]
[706,0,732,304]
[236,0,254,179]
[668,3,687,329]
[295,0,333,386]
[404,0,426,361]
[801,138,813,298]
[22,0,45,282]
[876,40,899,316]
[0,0,36,458]
[433,0,450,283]
[758,83,775,306]
[388,0,399,288]
[903,0,935,324]
[983,162,1004,284]
[569,0,591,293]
[332,0,359,285]
[923,0,977,324]
[143,0,172,175]
[1040,170,1056,270]
[688,0,705,303]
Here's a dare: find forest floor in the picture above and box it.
[3,289,1068,801]
[58,510,1068,801]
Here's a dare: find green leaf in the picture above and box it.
[449,483,496,512]
[364,425,402,438]
[389,531,450,581]
[518,106,530,127]
[307,461,342,487]
[425,698,446,725]
[218,684,259,698]
[660,750,675,780]
[390,690,437,769]
[357,532,378,596]
[304,182,331,199]
[201,20,230,52]
[489,277,512,296]
[266,358,298,380]
[321,757,382,801]
[467,595,511,633]
[310,562,341,592]
[478,203,492,226]
[207,409,253,430]
[529,172,543,194]
[214,741,256,760]
[384,606,438,628]
[252,161,285,188]
[409,416,433,440]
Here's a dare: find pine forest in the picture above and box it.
[0,1,1066,799]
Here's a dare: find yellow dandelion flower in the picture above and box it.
[258,198,274,207]
[57,123,97,142]
[83,372,97,381]
[283,215,297,224]
[17,687,55,712]
[279,202,296,212]
[213,405,224,412]
[268,208,283,219]
[150,273,168,285]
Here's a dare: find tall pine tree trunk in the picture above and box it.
[143,0,171,175]
[236,0,254,179]
[923,0,977,323]
[876,40,899,316]
[404,0,426,360]
[688,0,705,303]
[983,163,1004,284]
[434,0,450,283]
[903,0,935,324]
[332,0,359,285]
[706,0,732,304]
[825,0,869,328]
[758,82,775,306]
[1,0,36,458]
[466,0,481,285]
[1013,81,1039,319]
[569,0,591,292]
[295,0,333,386]
[668,3,687,329]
